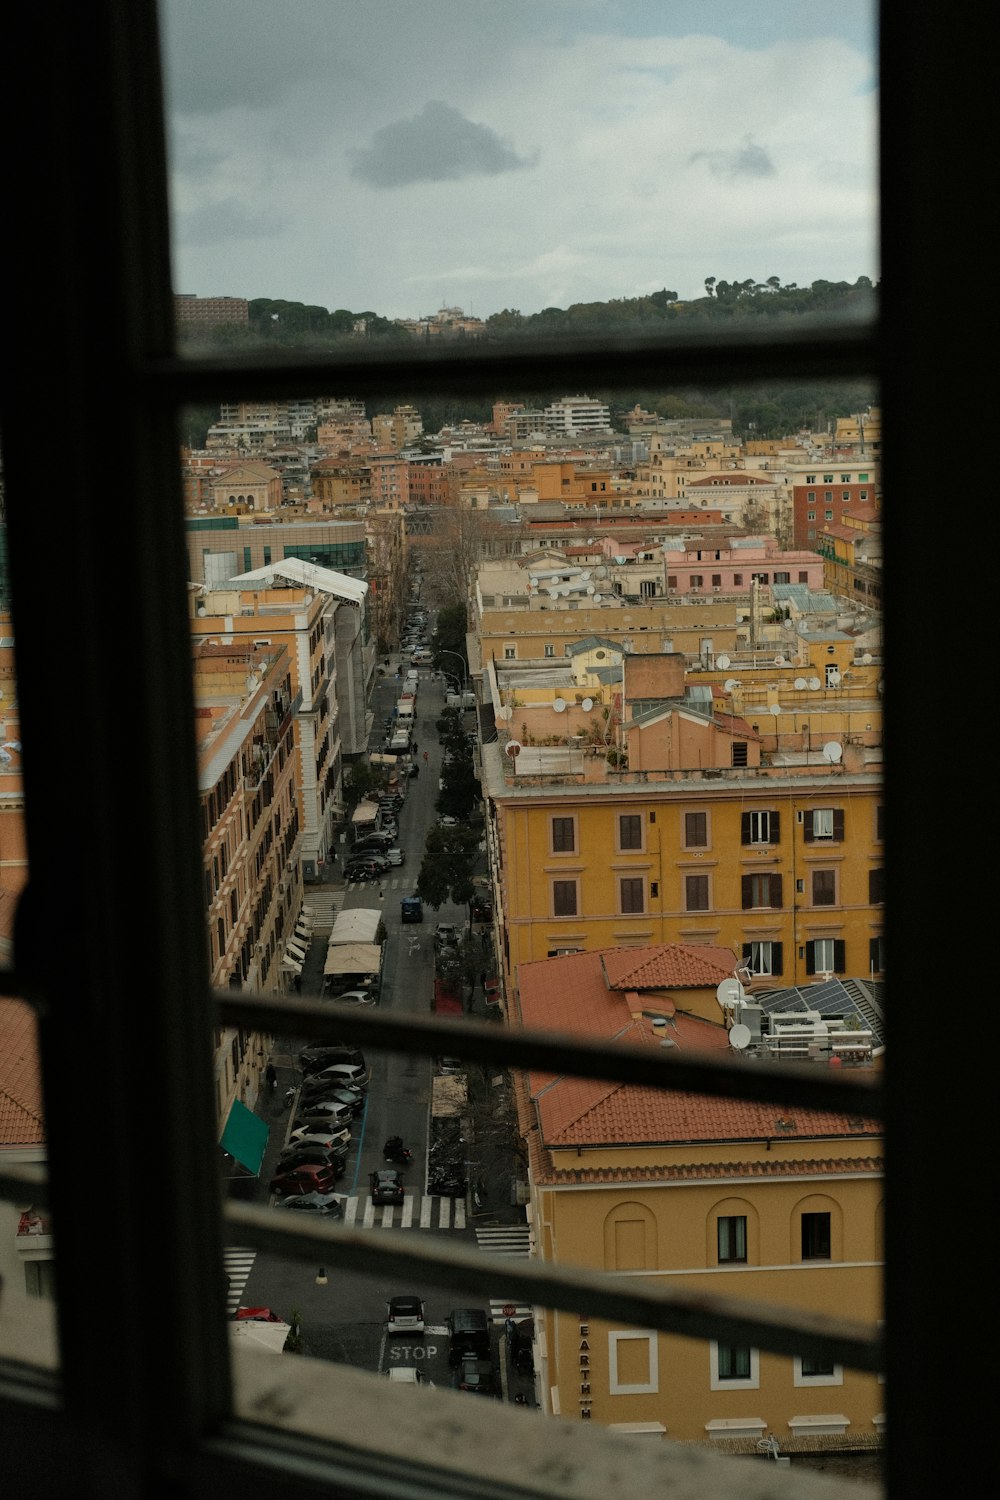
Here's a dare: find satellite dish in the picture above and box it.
[581,697,594,711]
[504,740,522,758]
[553,698,567,713]
[794,677,807,690]
[808,677,821,690]
[828,669,841,685]
[716,978,745,1010]
[724,679,738,692]
[529,577,539,588]
[586,584,595,594]
[498,705,513,720]
[823,740,843,762]
[580,571,591,581]
[717,655,731,670]
[774,655,786,666]
[546,586,560,598]
[861,652,872,664]
[729,1023,752,1051]
[769,703,782,716]
[592,594,602,603]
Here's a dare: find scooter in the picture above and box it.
[383,1140,413,1164]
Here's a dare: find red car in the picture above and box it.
[269,1163,341,1198]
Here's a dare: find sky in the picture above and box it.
[160,1,878,322]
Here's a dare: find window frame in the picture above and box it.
[551,877,579,918]
[617,812,644,851]
[550,815,576,854]
[618,876,646,914]
[3,6,961,1495]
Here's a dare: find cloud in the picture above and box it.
[689,134,777,180]
[347,101,536,188]
[176,199,288,248]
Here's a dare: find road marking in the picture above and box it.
[453,1199,466,1229]
[438,1197,451,1229]
[363,1198,376,1228]
[401,1194,414,1228]
[419,1195,432,1228]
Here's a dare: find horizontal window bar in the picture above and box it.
[225,1201,881,1375]
[218,991,883,1118]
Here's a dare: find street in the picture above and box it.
[227,641,536,1403]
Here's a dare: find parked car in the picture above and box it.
[292,1105,355,1132]
[300,1043,365,1071]
[274,1145,347,1175]
[385,1367,432,1386]
[386,1295,425,1334]
[353,830,394,850]
[453,1356,498,1396]
[324,988,377,1007]
[298,1088,365,1118]
[287,1122,351,1149]
[303,1062,370,1091]
[273,1191,344,1217]
[385,848,405,866]
[345,862,381,883]
[370,1168,404,1205]
[298,1078,365,1107]
[269,1163,341,1197]
[433,922,459,950]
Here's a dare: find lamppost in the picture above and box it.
[435,649,467,690]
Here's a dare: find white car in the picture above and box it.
[386,848,405,866]
[288,1122,351,1148]
[386,1295,425,1333]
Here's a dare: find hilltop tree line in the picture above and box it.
[179,277,877,443]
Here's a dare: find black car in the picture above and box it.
[370,1168,404,1205]
[453,1356,498,1396]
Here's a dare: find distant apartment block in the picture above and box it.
[174,294,250,326]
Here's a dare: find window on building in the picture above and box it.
[503,645,516,659]
[806,938,846,975]
[731,741,748,767]
[717,1343,752,1380]
[812,869,837,905]
[543,644,554,658]
[742,810,779,845]
[689,574,702,588]
[801,1212,832,1260]
[551,817,575,853]
[742,873,783,909]
[717,1215,747,1263]
[619,877,645,914]
[618,814,642,850]
[685,874,709,911]
[733,572,743,585]
[742,941,783,976]
[552,880,578,917]
[869,867,885,903]
[683,811,707,848]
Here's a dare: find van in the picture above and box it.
[400,896,423,923]
[445,1308,491,1365]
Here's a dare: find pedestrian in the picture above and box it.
[479,970,487,991]
[265,1063,277,1093]
[423,750,428,763]
[293,973,302,992]
[384,657,389,669]
[412,741,418,754]
[481,930,490,953]
[505,1316,516,1343]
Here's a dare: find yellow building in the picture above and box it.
[192,639,309,1137]
[480,650,883,999]
[514,946,884,1448]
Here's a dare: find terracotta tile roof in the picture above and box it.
[514,946,880,1157]
[0,997,45,1147]
[600,944,737,991]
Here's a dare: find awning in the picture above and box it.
[281,955,303,974]
[285,938,308,960]
[221,1099,269,1176]
[323,940,382,977]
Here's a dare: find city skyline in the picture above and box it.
[161,1,878,320]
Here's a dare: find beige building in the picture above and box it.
[513,945,883,1446]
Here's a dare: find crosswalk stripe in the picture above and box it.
[438,1198,451,1229]
[419,1195,432,1228]
[474,1223,532,1323]
[224,1247,257,1315]
[400,1194,414,1228]
[453,1199,466,1229]
[336,1195,473,1229]
[342,1196,359,1226]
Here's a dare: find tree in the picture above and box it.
[343,762,382,810]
